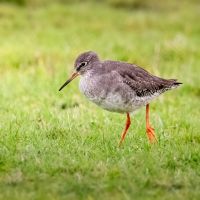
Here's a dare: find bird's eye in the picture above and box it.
[80,62,87,67]
[77,62,87,71]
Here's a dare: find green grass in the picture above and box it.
[0,1,200,199]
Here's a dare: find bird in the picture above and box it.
[59,51,182,146]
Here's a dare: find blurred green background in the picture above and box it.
[0,0,199,200]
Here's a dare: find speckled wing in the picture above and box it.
[119,65,181,97]
[104,61,182,97]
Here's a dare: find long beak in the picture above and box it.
[59,72,79,91]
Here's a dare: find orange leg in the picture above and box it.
[146,104,157,143]
[119,113,131,146]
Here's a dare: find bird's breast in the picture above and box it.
[79,74,135,113]
[79,75,104,103]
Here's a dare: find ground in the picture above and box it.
[0,1,200,200]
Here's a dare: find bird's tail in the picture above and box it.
[169,79,182,89]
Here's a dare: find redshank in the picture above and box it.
[59,51,181,145]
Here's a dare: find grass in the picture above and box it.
[0,1,200,199]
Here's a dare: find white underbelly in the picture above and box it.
[97,93,159,113]
[80,87,153,113]
[95,93,138,113]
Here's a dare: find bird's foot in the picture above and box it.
[146,126,157,143]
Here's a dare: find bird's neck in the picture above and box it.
[81,62,102,78]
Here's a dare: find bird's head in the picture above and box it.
[59,51,99,91]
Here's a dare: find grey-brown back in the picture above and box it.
[95,60,182,97]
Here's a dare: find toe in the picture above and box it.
[146,128,157,143]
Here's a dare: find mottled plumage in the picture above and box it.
[77,52,181,113]
[59,51,182,145]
